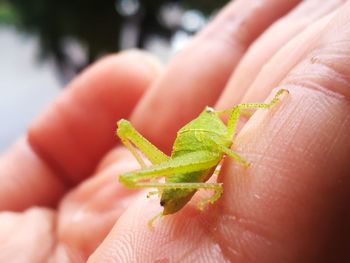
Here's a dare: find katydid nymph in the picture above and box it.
[116,89,288,226]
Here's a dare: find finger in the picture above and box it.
[217,0,344,107]
[0,51,161,211]
[131,0,301,152]
[0,208,55,262]
[28,50,161,185]
[216,2,350,261]
[0,138,65,211]
[91,3,350,262]
[54,148,141,261]
[88,197,228,263]
[216,10,335,110]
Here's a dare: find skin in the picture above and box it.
[1,0,350,262]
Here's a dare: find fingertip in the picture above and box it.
[218,86,350,261]
[0,137,65,211]
[96,50,163,81]
[117,49,164,76]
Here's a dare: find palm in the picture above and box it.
[2,1,350,262]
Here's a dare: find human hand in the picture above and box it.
[0,50,162,262]
[1,0,350,262]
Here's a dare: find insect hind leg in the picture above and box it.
[116,119,169,167]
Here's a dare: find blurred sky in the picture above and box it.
[0,26,61,151]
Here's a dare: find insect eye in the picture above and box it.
[205,106,214,113]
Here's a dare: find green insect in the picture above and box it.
[116,89,288,226]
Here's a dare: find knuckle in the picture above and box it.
[283,44,350,99]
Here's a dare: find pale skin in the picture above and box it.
[1,0,350,262]
[117,89,288,225]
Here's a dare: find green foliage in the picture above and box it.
[8,0,229,80]
[10,0,122,74]
[0,1,18,24]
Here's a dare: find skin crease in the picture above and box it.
[216,0,345,106]
[1,0,350,262]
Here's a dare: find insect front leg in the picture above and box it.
[146,182,223,228]
[136,182,223,211]
[118,151,222,227]
[116,119,169,167]
[223,89,289,138]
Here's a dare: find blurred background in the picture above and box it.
[0,0,229,151]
